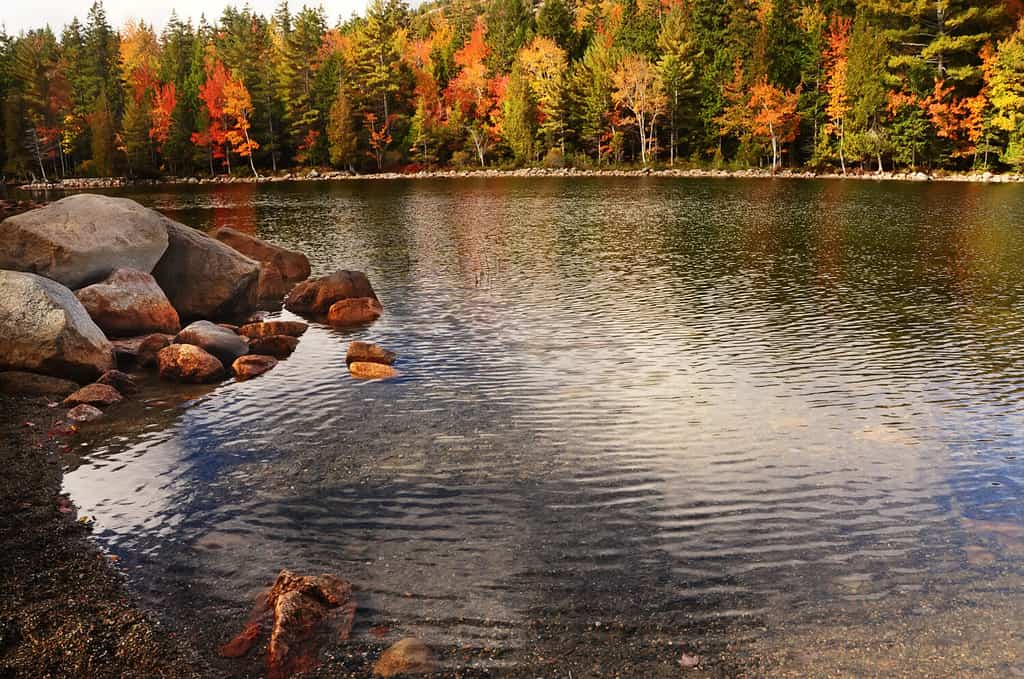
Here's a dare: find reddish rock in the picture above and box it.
[0,371,79,397]
[284,270,377,316]
[247,335,299,359]
[220,570,356,679]
[211,227,311,302]
[66,404,104,422]
[238,320,308,339]
[74,268,180,337]
[345,341,396,366]
[96,369,139,395]
[156,344,225,384]
[372,638,439,677]
[327,298,383,326]
[63,383,124,408]
[348,361,399,380]
[232,355,278,381]
[218,323,240,334]
[136,333,174,368]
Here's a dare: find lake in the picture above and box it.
[57,177,1024,676]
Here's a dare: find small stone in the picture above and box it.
[96,369,139,395]
[327,297,383,326]
[247,334,299,358]
[137,333,174,368]
[349,362,399,380]
[156,344,225,384]
[175,320,250,366]
[372,638,438,677]
[66,404,104,422]
[346,341,396,366]
[63,383,124,408]
[238,321,308,339]
[232,355,278,381]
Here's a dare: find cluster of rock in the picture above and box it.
[221,569,435,678]
[0,193,396,419]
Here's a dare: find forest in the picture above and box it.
[3,0,1024,179]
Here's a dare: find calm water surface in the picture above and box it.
[59,178,1024,676]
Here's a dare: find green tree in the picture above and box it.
[501,62,536,163]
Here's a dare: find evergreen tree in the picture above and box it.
[502,62,537,163]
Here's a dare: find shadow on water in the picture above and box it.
[56,177,1024,676]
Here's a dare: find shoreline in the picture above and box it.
[11,166,1024,192]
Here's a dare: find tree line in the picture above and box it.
[4,0,1024,179]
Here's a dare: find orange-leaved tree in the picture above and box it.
[445,17,502,167]
[748,77,801,172]
[823,16,852,173]
[223,75,260,177]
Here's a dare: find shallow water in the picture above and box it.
[59,177,1024,676]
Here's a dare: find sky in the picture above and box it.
[2,0,371,35]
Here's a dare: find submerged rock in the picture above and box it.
[66,403,104,422]
[0,270,115,382]
[63,383,124,408]
[220,570,356,679]
[152,220,260,321]
[75,268,180,337]
[232,355,278,380]
[96,369,139,396]
[327,297,383,326]
[0,194,169,289]
[211,227,311,302]
[284,270,378,316]
[238,320,308,339]
[175,320,250,367]
[348,361,399,380]
[246,335,299,358]
[0,371,80,397]
[372,638,438,677]
[346,341,396,366]
[156,344,225,383]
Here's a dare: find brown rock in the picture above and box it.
[211,227,311,302]
[74,268,180,337]
[156,344,225,383]
[327,298,383,326]
[372,638,439,677]
[348,361,399,380]
[232,355,278,381]
[151,220,260,321]
[175,320,250,366]
[63,383,124,408]
[66,404,104,422]
[284,270,378,316]
[247,335,299,359]
[137,333,174,368]
[220,570,356,679]
[0,371,80,397]
[217,323,240,334]
[96,369,139,395]
[238,320,308,339]
[346,341,396,366]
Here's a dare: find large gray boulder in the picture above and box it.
[0,194,170,289]
[0,270,115,382]
[152,221,260,321]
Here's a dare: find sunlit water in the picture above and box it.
[55,178,1024,675]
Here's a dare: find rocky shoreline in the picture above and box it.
[12,165,1024,192]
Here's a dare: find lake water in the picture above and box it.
[58,177,1024,677]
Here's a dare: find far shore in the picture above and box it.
[10,165,1024,192]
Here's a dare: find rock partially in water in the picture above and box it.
[63,383,124,408]
[346,341,396,366]
[136,333,175,369]
[211,227,311,302]
[156,344,225,383]
[285,270,377,316]
[0,371,80,397]
[74,268,180,337]
[175,320,250,367]
[372,638,438,677]
[239,320,308,339]
[66,403,104,422]
[247,335,299,358]
[232,355,278,380]
[327,297,383,326]
[0,194,169,289]
[0,270,115,382]
[96,369,139,396]
[220,570,356,679]
[348,361,399,380]
[152,220,260,321]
